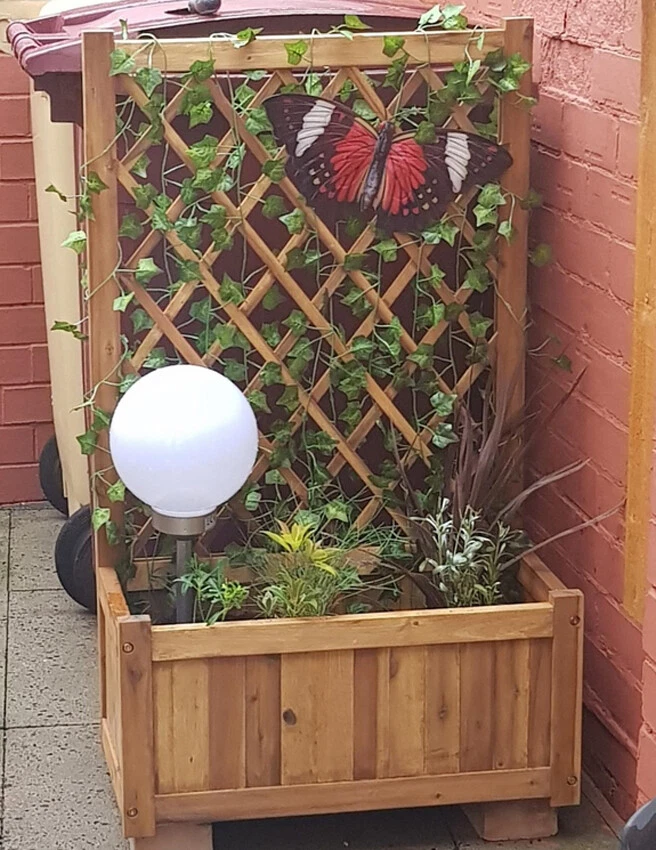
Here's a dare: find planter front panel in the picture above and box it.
[150,638,551,795]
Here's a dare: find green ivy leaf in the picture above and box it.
[522,188,543,210]
[245,106,272,135]
[263,285,284,311]
[286,247,319,270]
[304,73,323,96]
[372,239,398,262]
[133,183,158,210]
[234,26,262,47]
[211,324,235,350]
[190,297,214,323]
[430,391,457,416]
[283,309,308,336]
[106,480,126,503]
[77,428,97,456]
[340,401,362,434]
[223,359,247,382]
[468,310,493,339]
[260,362,283,386]
[278,385,299,413]
[51,320,87,341]
[279,209,304,234]
[134,66,162,97]
[262,159,286,183]
[144,348,167,369]
[174,216,202,249]
[552,353,573,372]
[109,49,135,76]
[477,182,506,208]
[284,40,309,65]
[245,69,267,80]
[183,59,214,83]
[305,431,336,454]
[383,35,405,57]
[201,204,227,230]
[414,121,436,144]
[181,86,214,128]
[45,184,68,203]
[227,142,246,169]
[498,219,515,242]
[338,79,356,102]
[441,3,468,28]
[464,266,492,292]
[343,13,370,29]
[473,204,499,227]
[127,154,149,180]
[341,285,370,318]
[408,343,434,369]
[219,274,245,305]
[180,178,198,206]
[350,335,375,360]
[432,422,459,449]
[86,171,107,194]
[417,302,446,329]
[113,292,134,312]
[175,257,201,283]
[383,53,409,90]
[418,4,442,27]
[131,308,153,333]
[353,99,378,122]
[422,219,459,246]
[324,499,350,523]
[244,485,262,511]
[378,316,403,358]
[530,243,553,267]
[62,230,87,254]
[91,507,111,531]
[261,322,281,347]
[135,258,161,286]
[119,373,139,395]
[150,206,170,232]
[262,195,286,219]
[343,252,367,271]
[188,135,219,168]
[212,228,234,252]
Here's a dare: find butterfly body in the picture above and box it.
[263,94,513,234]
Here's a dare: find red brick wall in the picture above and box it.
[0,53,49,504]
[468,0,641,820]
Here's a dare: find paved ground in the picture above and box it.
[0,504,623,849]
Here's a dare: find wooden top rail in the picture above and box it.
[151,602,553,661]
[117,28,506,73]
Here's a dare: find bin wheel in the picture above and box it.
[38,435,68,516]
[54,505,96,613]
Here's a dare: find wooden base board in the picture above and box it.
[463,800,558,841]
[129,823,212,850]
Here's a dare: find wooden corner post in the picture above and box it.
[496,17,532,426]
[81,30,123,570]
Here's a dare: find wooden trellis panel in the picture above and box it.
[81,19,531,557]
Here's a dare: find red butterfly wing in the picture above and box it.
[375,131,513,233]
[263,94,377,208]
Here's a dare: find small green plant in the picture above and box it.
[257,560,364,618]
[176,555,249,624]
[262,520,340,575]
[413,498,527,607]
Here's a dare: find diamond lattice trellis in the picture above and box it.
[80,24,530,563]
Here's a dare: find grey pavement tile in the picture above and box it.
[6,590,97,727]
[213,807,456,850]
[3,724,128,850]
[445,795,618,849]
[9,506,65,592]
[0,509,9,607]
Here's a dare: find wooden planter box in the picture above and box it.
[99,552,583,847]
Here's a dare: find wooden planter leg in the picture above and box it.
[463,800,558,841]
[129,823,212,850]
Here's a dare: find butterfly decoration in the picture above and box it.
[262,94,513,235]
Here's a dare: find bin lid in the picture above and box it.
[9,0,427,78]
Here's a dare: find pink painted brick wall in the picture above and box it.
[468,0,641,819]
[0,54,50,504]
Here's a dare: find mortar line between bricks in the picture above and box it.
[1,509,13,842]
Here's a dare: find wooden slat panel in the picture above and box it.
[528,639,553,768]
[121,29,506,73]
[153,660,210,794]
[104,608,122,761]
[387,647,426,777]
[376,648,391,778]
[425,645,461,774]
[550,590,584,805]
[493,640,530,770]
[209,657,246,790]
[460,643,495,772]
[155,768,551,822]
[353,649,378,780]
[280,651,354,784]
[245,656,281,787]
[152,603,553,661]
[118,616,156,837]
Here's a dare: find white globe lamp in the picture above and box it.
[109,364,259,621]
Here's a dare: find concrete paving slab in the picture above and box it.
[9,506,65,592]
[6,589,97,727]
[0,508,10,607]
[445,796,619,849]
[212,807,456,850]
[3,724,128,850]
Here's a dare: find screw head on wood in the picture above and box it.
[122,642,134,653]
[127,808,138,818]
[282,708,297,726]
[569,615,581,626]
[567,775,578,786]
